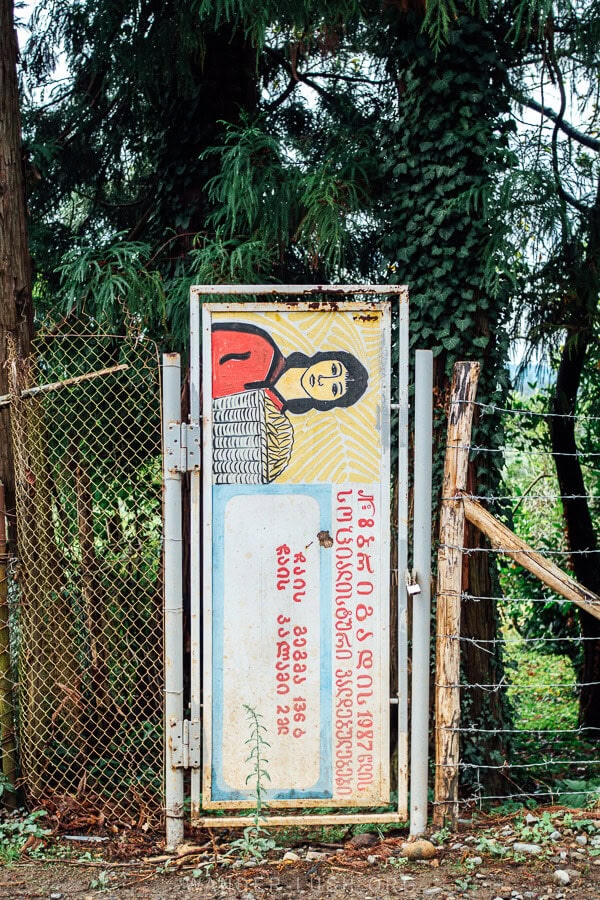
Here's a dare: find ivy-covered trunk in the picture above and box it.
[379,13,513,793]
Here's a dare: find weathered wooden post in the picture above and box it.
[433,361,480,827]
[0,482,16,805]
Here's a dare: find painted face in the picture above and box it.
[300,360,349,402]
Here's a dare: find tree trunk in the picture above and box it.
[0,0,33,541]
[549,182,600,733]
[550,332,600,732]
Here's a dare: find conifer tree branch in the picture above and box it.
[545,35,592,219]
[263,78,298,111]
[513,92,600,153]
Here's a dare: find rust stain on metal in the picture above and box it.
[308,300,340,310]
[317,530,334,548]
[353,313,379,323]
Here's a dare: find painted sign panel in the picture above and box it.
[202,302,391,807]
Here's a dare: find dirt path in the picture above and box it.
[1,810,600,899]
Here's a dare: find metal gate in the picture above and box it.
[163,286,435,846]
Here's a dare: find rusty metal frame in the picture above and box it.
[189,284,409,829]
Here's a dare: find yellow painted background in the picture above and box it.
[211,307,387,483]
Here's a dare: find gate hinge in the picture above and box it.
[170,719,201,769]
[165,422,201,473]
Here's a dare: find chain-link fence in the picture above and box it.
[6,330,163,828]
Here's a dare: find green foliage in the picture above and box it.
[497,390,581,656]
[53,238,166,337]
[203,118,297,243]
[0,810,50,866]
[89,870,112,891]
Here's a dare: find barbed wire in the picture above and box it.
[460,593,566,603]
[439,542,600,556]
[435,398,600,814]
[449,444,600,458]
[434,789,599,805]
[451,759,600,770]
[438,681,594,692]
[458,635,594,645]
[450,726,596,735]
[456,399,600,423]
[443,493,600,502]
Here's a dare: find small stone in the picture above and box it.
[559,851,568,860]
[464,835,478,845]
[348,832,379,849]
[524,894,536,898]
[306,850,325,861]
[513,842,543,855]
[282,851,300,862]
[553,871,570,887]
[451,842,465,850]
[400,875,414,882]
[550,831,561,841]
[471,856,483,865]
[50,895,63,900]
[367,854,377,865]
[501,826,514,835]
[424,889,443,895]
[575,834,588,846]
[525,814,539,825]
[399,839,437,861]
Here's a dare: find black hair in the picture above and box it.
[283,350,369,414]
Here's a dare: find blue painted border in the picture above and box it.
[211,484,333,802]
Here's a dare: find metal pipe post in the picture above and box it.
[410,349,433,835]
[189,292,202,820]
[396,294,410,818]
[162,353,185,849]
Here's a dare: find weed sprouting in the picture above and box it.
[226,705,278,862]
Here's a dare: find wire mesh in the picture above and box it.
[7,330,163,828]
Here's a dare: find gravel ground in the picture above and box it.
[1,809,600,899]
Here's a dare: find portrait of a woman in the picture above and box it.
[211,321,370,484]
[212,322,368,413]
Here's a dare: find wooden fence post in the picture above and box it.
[433,361,480,828]
[0,482,16,806]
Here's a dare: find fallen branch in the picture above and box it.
[0,363,129,407]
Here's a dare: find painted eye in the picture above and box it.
[332,383,338,397]
[331,363,338,375]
